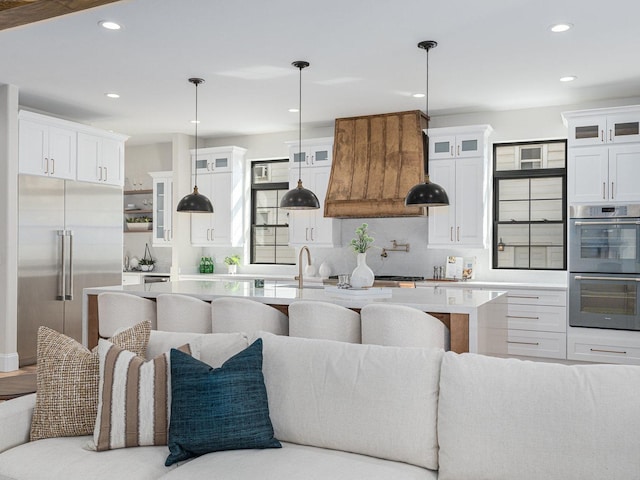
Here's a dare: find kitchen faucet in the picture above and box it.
[298,246,312,289]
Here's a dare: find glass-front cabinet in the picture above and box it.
[150,171,173,246]
[565,112,640,147]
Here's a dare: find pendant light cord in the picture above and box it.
[298,63,302,183]
[194,80,199,189]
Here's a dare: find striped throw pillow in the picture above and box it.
[92,339,191,451]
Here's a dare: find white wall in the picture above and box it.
[124,97,640,283]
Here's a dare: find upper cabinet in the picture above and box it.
[18,110,128,185]
[76,132,126,186]
[18,111,76,180]
[563,107,640,147]
[287,140,333,168]
[286,137,341,247]
[429,130,485,159]
[427,125,493,248]
[563,106,640,204]
[150,171,173,247]
[189,146,246,247]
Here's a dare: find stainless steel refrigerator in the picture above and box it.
[18,175,123,365]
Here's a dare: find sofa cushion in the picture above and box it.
[253,332,443,470]
[437,352,640,480]
[166,339,281,466]
[0,435,175,480]
[158,442,438,480]
[30,321,151,441]
[91,339,191,451]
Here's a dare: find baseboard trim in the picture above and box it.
[0,353,19,372]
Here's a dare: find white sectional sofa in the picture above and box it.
[1,330,640,479]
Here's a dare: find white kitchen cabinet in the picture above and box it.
[189,146,246,247]
[505,288,567,360]
[192,151,234,175]
[18,111,76,180]
[568,327,640,365]
[428,128,486,160]
[76,132,126,186]
[150,171,173,246]
[427,125,492,249]
[428,157,487,248]
[568,143,640,203]
[563,107,640,147]
[285,137,333,168]
[122,272,142,285]
[285,137,340,247]
[287,166,340,247]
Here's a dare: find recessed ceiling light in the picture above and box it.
[560,75,577,82]
[99,20,121,30]
[288,108,299,113]
[550,23,573,33]
[412,93,425,98]
[105,92,120,99]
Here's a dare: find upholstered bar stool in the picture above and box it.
[210,297,289,335]
[97,292,157,337]
[288,300,361,343]
[156,294,212,333]
[360,304,448,350]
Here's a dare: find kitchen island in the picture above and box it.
[83,280,508,355]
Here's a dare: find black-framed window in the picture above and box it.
[250,160,295,265]
[493,140,567,270]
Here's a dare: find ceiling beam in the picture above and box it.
[0,0,122,31]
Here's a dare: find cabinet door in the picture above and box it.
[568,146,609,203]
[287,168,313,244]
[427,160,456,245]
[18,119,48,176]
[607,113,640,144]
[455,133,483,158]
[429,135,456,159]
[455,157,485,246]
[609,144,640,202]
[76,132,101,183]
[152,176,173,246]
[309,144,332,167]
[568,117,607,146]
[47,126,76,180]
[209,173,232,245]
[100,137,124,186]
[308,168,333,245]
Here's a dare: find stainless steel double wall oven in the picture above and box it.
[569,204,640,331]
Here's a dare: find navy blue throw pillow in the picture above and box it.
[165,338,281,466]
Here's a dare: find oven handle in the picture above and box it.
[574,275,640,282]
[573,220,640,226]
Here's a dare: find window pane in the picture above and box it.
[495,141,565,171]
[499,179,529,200]
[531,199,563,221]
[531,177,562,199]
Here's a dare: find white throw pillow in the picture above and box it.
[253,332,443,471]
[437,352,640,480]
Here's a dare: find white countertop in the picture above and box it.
[85,279,507,314]
[415,280,568,290]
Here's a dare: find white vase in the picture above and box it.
[227,264,237,274]
[350,252,374,288]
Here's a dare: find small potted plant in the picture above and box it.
[224,254,240,274]
[126,216,152,231]
[139,243,156,271]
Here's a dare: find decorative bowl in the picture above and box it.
[127,222,151,231]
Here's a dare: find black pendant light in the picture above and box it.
[280,61,320,210]
[177,77,214,213]
[405,40,450,207]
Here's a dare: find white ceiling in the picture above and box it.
[2,0,640,145]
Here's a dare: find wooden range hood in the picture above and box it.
[324,110,427,218]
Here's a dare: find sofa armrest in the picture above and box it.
[0,393,35,453]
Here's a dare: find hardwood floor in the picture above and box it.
[0,364,36,378]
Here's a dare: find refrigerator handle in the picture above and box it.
[57,230,66,300]
[66,230,74,300]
